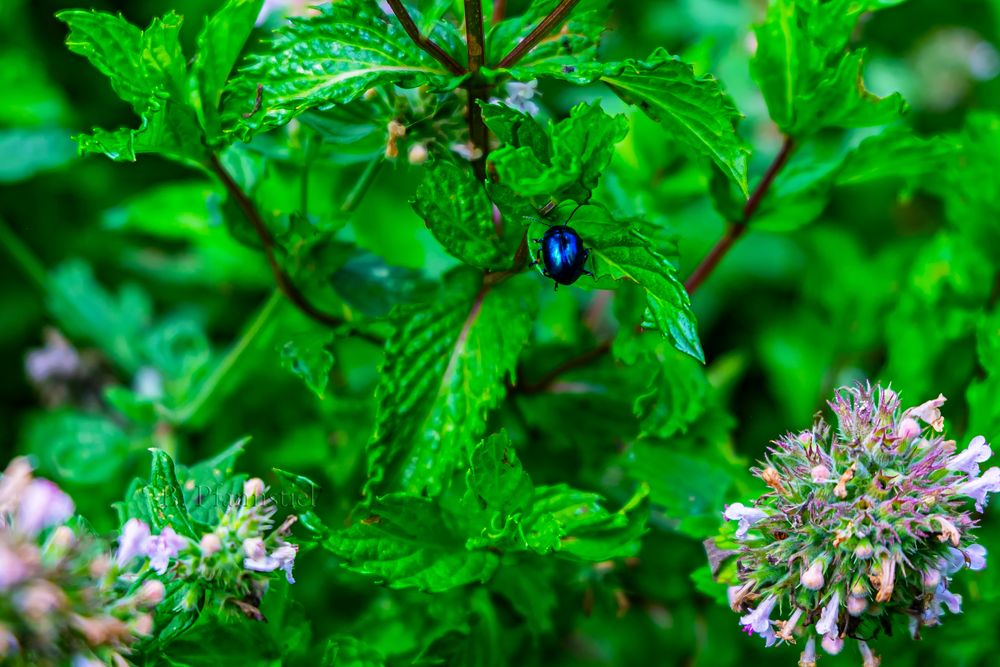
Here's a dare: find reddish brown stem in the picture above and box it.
[464,0,489,180]
[492,0,508,23]
[684,136,794,294]
[208,155,381,344]
[518,340,611,394]
[385,0,466,76]
[497,0,581,69]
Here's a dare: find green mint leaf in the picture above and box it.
[412,161,518,269]
[58,10,207,165]
[47,260,152,373]
[227,2,466,140]
[520,49,749,197]
[489,559,557,634]
[0,128,77,183]
[567,209,704,362]
[23,410,130,485]
[321,494,499,592]
[330,252,438,318]
[174,439,249,527]
[487,101,627,204]
[479,102,550,155]
[280,332,335,398]
[837,127,960,187]
[466,431,534,517]
[521,484,649,561]
[324,636,386,667]
[626,442,734,538]
[751,0,906,135]
[196,0,266,140]
[367,271,538,496]
[144,449,199,539]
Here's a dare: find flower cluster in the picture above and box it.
[115,478,298,620]
[722,384,998,666]
[0,458,162,667]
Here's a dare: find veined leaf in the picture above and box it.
[412,161,516,269]
[58,10,207,165]
[144,449,199,539]
[751,0,907,135]
[486,102,627,204]
[366,271,538,497]
[280,332,335,399]
[322,494,499,592]
[227,1,466,139]
[196,0,266,140]
[521,484,649,561]
[569,210,703,362]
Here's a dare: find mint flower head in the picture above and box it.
[720,384,998,666]
[0,458,156,667]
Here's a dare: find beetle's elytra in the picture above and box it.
[532,225,594,289]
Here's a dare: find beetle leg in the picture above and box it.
[553,282,559,292]
[583,269,596,280]
[532,238,544,243]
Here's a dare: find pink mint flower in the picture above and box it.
[115,519,151,568]
[723,503,767,539]
[958,466,1000,512]
[947,436,993,477]
[143,527,188,574]
[16,479,74,536]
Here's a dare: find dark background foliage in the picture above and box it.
[1,0,999,665]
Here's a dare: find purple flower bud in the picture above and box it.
[821,633,843,655]
[243,539,298,584]
[199,533,222,557]
[853,539,874,560]
[847,595,868,616]
[897,417,921,440]
[958,466,1000,512]
[799,635,817,667]
[115,519,151,568]
[16,479,74,536]
[816,591,840,637]
[810,465,830,483]
[724,503,768,539]
[800,559,825,591]
[948,436,992,478]
[922,568,942,589]
[144,527,188,575]
[858,640,879,667]
[136,579,165,607]
[0,542,32,590]
[739,594,777,635]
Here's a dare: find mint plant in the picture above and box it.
[1,0,999,665]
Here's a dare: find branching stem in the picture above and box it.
[463,0,490,180]
[684,136,795,293]
[208,154,380,344]
[497,0,582,69]
[385,0,466,75]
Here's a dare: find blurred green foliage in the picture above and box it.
[1,0,1000,665]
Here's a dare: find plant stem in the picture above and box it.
[166,290,283,426]
[683,136,794,294]
[496,0,581,69]
[517,136,796,392]
[464,0,489,181]
[208,154,372,338]
[0,218,49,292]
[492,0,508,23]
[341,156,384,213]
[385,0,466,75]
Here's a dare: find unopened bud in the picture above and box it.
[923,568,942,589]
[407,143,429,165]
[810,465,830,483]
[898,417,921,440]
[137,579,165,607]
[762,467,787,495]
[199,533,222,557]
[243,478,265,502]
[821,633,843,655]
[854,539,874,560]
[133,612,154,636]
[847,595,868,616]
[800,559,825,591]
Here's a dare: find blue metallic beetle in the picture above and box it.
[531,224,595,289]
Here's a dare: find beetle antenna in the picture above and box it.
[564,201,586,225]
[523,215,554,228]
